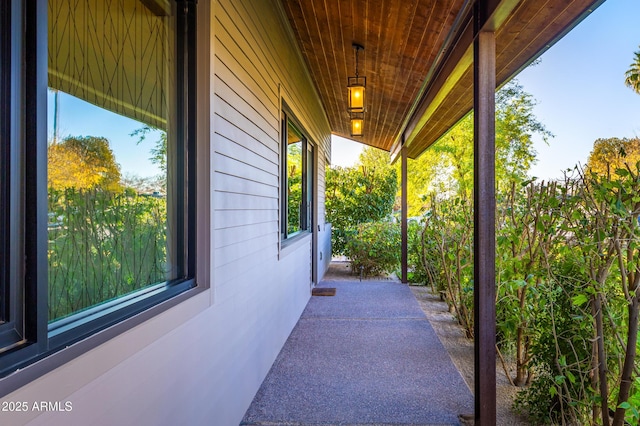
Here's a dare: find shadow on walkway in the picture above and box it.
[242,269,473,426]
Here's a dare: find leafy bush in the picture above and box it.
[48,188,168,321]
[406,220,431,284]
[346,221,400,277]
[326,148,397,255]
[514,268,595,425]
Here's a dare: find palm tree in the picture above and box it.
[624,46,640,94]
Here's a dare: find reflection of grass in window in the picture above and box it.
[47,189,168,322]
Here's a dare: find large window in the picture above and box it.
[281,111,314,241]
[0,0,197,384]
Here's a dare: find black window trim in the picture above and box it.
[280,105,314,244]
[0,0,14,343]
[0,0,200,393]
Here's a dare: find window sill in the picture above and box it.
[279,232,311,259]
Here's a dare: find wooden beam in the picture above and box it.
[473,2,497,424]
[401,145,408,284]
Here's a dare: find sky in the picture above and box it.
[48,91,164,178]
[331,0,640,181]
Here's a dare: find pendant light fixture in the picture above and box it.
[348,43,365,136]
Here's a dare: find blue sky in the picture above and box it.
[47,91,164,178]
[333,0,640,180]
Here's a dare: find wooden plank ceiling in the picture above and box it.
[280,0,603,159]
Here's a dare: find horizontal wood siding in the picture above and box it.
[1,2,331,426]
[213,0,330,278]
[212,1,331,420]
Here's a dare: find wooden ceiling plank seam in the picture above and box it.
[378,1,431,151]
[293,1,340,134]
[333,0,352,136]
[340,0,359,137]
[363,0,385,148]
[393,0,459,149]
[329,0,359,142]
[390,0,474,158]
[494,0,555,72]
[370,0,402,147]
[306,0,343,136]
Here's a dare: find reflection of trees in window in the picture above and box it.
[48,136,122,192]
[281,114,313,240]
[131,125,168,174]
[47,189,168,321]
[1,0,196,379]
[46,0,181,323]
[287,142,302,235]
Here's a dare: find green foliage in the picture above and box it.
[414,161,640,424]
[402,80,550,214]
[514,365,561,425]
[326,147,397,254]
[48,188,168,322]
[625,46,640,95]
[406,220,432,284]
[286,142,303,234]
[514,263,595,425]
[345,221,400,276]
[413,196,474,335]
[131,126,168,173]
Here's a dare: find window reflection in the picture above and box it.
[47,0,176,322]
[287,123,303,236]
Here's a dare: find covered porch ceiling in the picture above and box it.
[280,0,604,160]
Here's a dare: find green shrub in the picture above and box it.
[48,188,168,321]
[406,220,432,285]
[346,221,400,276]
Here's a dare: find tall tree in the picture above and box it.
[404,79,550,210]
[624,46,640,95]
[586,137,640,178]
[48,136,121,191]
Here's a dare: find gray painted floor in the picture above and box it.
[241,280,474,426]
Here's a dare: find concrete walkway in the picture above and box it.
[241,278,474,426]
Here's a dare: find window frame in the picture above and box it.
[0,0,199,391]
[0,0,19,351]
[281,108,314,243]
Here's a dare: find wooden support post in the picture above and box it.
[473,5,497,425]
[401,145,408,284]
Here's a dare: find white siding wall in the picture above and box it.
[0,0,331,424]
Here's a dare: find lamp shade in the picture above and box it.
[347,76,366,113]
[350,112,364,137]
